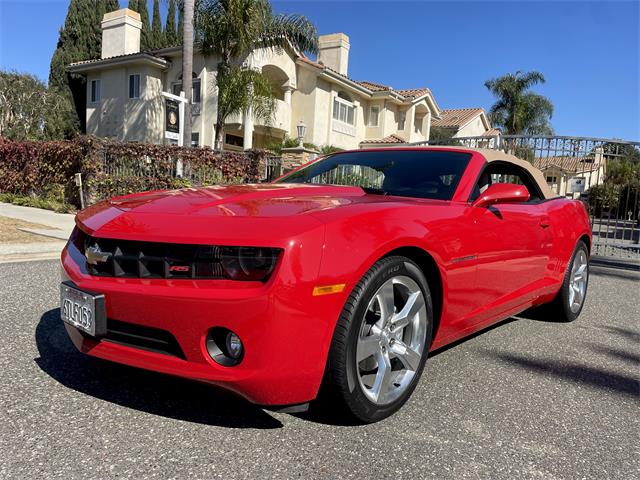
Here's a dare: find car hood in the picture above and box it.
[75,183,430,245]
[106,183,371,217]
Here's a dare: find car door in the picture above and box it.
[470,162,553,322]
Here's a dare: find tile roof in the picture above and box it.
[360,134,407,145]
[396,88,431,99]
[298,56,432,103]
[354,82,431,100]
[483,128,502,136]
[532,155,602,174]
[431,108,485,128]
[69,50,167,66]
[357,80,391,92]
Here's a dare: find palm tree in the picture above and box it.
[485,71,554,135]
[196,0,318,149]
[181,0,195,146]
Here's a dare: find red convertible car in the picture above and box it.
[60,147,591,422]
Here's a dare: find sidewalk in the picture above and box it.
[0,203,75,263]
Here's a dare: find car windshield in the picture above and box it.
[277,150,472,200]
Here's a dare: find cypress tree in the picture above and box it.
[164,0,178,47]
[151,0,163,49]
[137,0,152,50]
[128,0,138,12]
[48,0,98,136]
[177,4,183,42]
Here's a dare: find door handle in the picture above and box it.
[539,217,551,229]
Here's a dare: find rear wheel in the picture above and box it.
[324,256,433,423]
[548,240,590,322]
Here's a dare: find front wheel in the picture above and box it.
[324,256,433,423]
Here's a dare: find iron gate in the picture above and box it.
[410,135,640,260]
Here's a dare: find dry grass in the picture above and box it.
[0,216,61,243]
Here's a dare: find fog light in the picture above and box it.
[206,327,244,366]
[226,332,243,359]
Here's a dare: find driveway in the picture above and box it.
[1,260,638,479]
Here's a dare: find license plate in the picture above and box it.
[60,281,106,337]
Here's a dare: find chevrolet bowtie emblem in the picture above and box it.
[85,245,112,265]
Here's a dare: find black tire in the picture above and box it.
[547,240,590,322]
[323,256,433,423]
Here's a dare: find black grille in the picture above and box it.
[104,319,186,359]
[78,230,227,279]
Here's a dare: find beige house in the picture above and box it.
[68,8,441,151]
[532,148,607,198]
[430,108,498,138]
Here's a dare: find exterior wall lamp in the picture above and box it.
[297,120,307,147]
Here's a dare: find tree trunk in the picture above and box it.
[181,0,194,147]
[214,120,224,150]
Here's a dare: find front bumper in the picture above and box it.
[60,238,349,406]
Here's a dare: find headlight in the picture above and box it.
[220,247,281,281]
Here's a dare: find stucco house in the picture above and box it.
[532,148,607,197]
[68,8,441,151]
[430,107,498,138]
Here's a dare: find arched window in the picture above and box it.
[262,65,289,101]
[333,91,355,126]
[172,72,201,105]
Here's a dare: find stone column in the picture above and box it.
[281,146,320,172]
[283,86,292,105]
[243,105,253,150]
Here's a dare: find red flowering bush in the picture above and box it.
[0,135,268,208]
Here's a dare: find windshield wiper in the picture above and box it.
[360,186,389,196]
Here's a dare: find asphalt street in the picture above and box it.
[1,259,638,479]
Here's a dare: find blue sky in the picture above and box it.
[1,1,638,140]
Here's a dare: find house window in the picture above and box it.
[369,106,380,127]
[128,74,141,99]
[90,79,101,103]
[225,133,244,147]
[172,79,201,104]
[546,175,557,184]
[333,92,355,126]
[191,132,200,147]
[398,112,406,131]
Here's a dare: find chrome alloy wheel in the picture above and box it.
[355,275,428,405]
[568,249,589,313]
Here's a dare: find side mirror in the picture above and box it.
[472,183,530,208]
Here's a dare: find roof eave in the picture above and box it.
[67,53,170,73]
[295,60,373,97]
[410,91,440,115]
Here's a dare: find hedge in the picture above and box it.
[0,136,268,208]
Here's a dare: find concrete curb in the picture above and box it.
[590,255,640,272]
[17,227,70,241]
[0,252,62,264]
[0,242,66,264]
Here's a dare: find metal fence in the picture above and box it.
[264,155,283,182]
[411,135,640,259]
[102,151,281,187]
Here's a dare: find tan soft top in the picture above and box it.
[425,146,556,199]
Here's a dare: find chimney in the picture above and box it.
[317,33,350,76]
[101,8,142,59]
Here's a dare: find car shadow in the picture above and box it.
[34,309,283,429]
[480,350,640,397]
